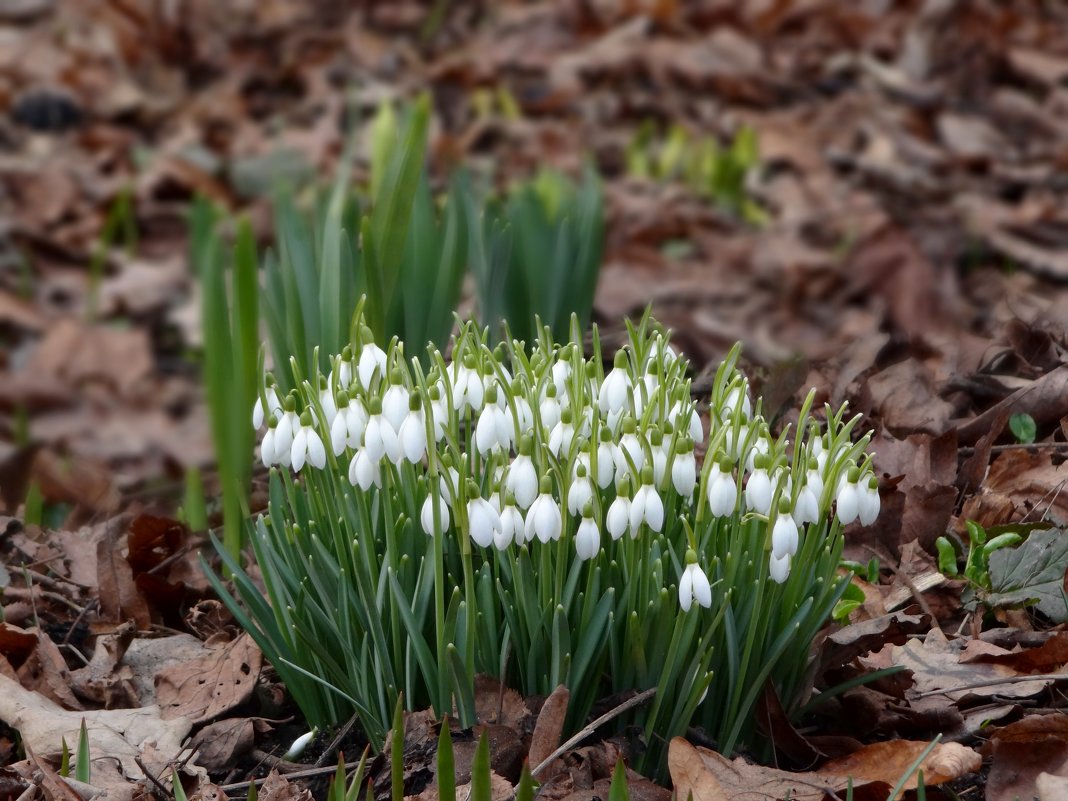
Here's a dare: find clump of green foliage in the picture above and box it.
[627,122,765,224]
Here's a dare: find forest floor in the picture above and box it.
[1,2,1068,800]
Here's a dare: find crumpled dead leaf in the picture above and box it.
[155,633,262,724]
[822,740,981,796]
[982,715,1068,801]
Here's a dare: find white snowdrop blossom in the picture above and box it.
[506,450,539,510]
[420,494,450,535]
[859,475,880,526]
[606,491,631,541]
[252,385,282,430]
[548,410,575,458]
[399,401,427,464]
[260,425,278,468]
[630,470,664,535]
[679,553,712,612]
[539,387,562,431]
[567,465,594,516]
[475,388,512,455]
[498,501,525,549]
[769,552,791,584]
[450,359,484,413]
[364,403,401,464]
[357,340,388,387]
[745,462,773,515]
[526,481,562,543]
[467,494,502,549]
[291,413,327,472]
[836,473,861,525]
[706,459,737,518]
[771,508,799,560]
[598,351,632,416]
[382,375,410,433]
[348,449,380,490]
[671,440,697,497]
[575,510,600,561]
[595,432,615,489]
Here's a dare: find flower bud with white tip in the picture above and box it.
[679,549,712,612]
[630,466,664,535]
[575,502,600,561]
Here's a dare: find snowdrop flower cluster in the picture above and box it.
[252,317,880,613]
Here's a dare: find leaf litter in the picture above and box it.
[3,0,1068,798]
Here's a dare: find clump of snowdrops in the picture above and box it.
[205,312,880,774]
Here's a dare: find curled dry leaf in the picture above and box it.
[822,740,981,796]
[529,684,569,770]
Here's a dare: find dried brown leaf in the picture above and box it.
[155,634,261,724]
[529,685,569,770]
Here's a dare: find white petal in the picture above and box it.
[772,516,799,559]
[692,566,712,608]
[421,494,450,535]
[291,428,308,472]
[769,553,790,584]
[331,412,349,456]
[836,484,860,525]
[606,497,630,540]
[307,430,327,469]
[678,565,694,612]
[645,489,664,532]
[260,429,277,467]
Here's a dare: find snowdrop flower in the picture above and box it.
[252,381,282,430]
[261,417,279,467]
[649,429,668,486]
[330,392,352,456]
[567,463,594,516]
[575,505,600,561]
[771,503,799,560]
[291,412,326,472]
[428,392,449,443]
[497,495,525,549]
[721,380,752,420]
[318,378,338,428]
[382,370,410,433]
[450,356,484,413]
[804,457,824,506]
[348,448,380,490]
[283,728,318,761]
[673,399,703,443]
[599,350,633,416]
[679,551,712,612]
[614,417,645,479]
[723,416,749,462]
[706,457,737,518]
[551,350,572,397]
[858,474,880,526]
[506,440,539,510]
[511,389,534,435]
[345,395,369,449]
[335,345,354,389]
[606,480,632,541]
[398,395,427,464]
[630,467,664,535]
[595,428,616,489]
[769,552,790,584]
[467,488,502,549]
[420,493,450,535]
[793,482,820,527]
[548,408,575,458]
[745,433,770,474]
[745,457,773,515]
[438,457,462,507]
[476,387,512,455]
[363,397,401,464]
[539,383,562,431]
[357,335,388,388]
[525,476,562,543]
[836,468,861,525]
[274,402,299,468]
[672,437,697,497]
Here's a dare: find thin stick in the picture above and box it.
[958,441,1068,457]
[916,672,1068,698]
[219,764,348,792]
[313,712,360,768]
[531,688,656,778]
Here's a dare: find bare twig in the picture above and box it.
[219,764,348,793]
[313,712,361,768]
[531,688,655,778]
[958,441,1068,457]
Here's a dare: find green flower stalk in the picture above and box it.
[207,311,880,775]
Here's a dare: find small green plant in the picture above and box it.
[87,186,138,321]
[474,167,604,346]
[627,122,766,224]
[206,306,881,776]
[939,522,1068,622]
[1009,412,1036,444]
